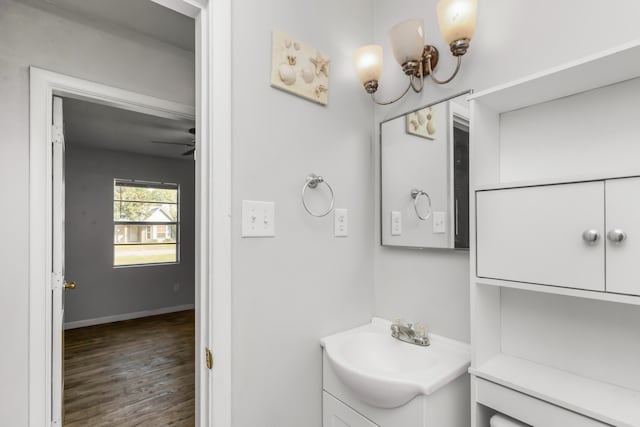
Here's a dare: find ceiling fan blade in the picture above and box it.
[151,140,194,147]
[182,148,196,156]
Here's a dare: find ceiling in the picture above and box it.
[18,0,195,52]
[63,97,195,160]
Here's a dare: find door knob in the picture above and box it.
[582,229,600,244]
[63,281,76,289]
[607,229,627,243]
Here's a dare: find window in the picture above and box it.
[113,179,179,266]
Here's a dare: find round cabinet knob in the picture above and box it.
[607,229,627,243]
[582,229,600,244]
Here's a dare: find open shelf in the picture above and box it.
[470,354,640,427]
[468,40,640,113]
[476,278,640,307]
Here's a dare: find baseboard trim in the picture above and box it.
[63,304,195,330]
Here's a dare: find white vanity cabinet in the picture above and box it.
[323,392,379,427]
[476,181,605,292]
[476,177,640,297]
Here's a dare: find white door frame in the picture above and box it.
[28,1,232,426]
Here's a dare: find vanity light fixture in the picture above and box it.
[353,0,477,105]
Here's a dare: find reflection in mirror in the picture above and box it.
[380,91,471,249]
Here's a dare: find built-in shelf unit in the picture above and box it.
[469,40,640,427]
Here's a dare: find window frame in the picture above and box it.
[113,178,180,268]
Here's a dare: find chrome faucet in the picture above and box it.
[390,320,430,346]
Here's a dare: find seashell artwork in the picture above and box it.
[406,106,436,140]
[309,53,330,77]
[301,66,315,84]
[271,29,330,105]
[278,63,296,86]
[315,84,328,98]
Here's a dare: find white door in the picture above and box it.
[52,95,73,425]
[476,181,605,291]
[605,177,640,295]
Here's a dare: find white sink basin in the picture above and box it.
[320,318,470,409]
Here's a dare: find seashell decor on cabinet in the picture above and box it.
[406,106,436,140]
[271,29,330,105]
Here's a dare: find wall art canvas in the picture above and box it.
[406,106,436,140]
[270,29,330,105]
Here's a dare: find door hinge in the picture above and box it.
[51,272,63,291]
[51,124,63,145]
[205,347,213,370]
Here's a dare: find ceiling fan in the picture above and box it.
[151,127,195,156]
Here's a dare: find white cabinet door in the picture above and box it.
[323,392,379,427]
[476,182,605,291]
[605,177,640,295]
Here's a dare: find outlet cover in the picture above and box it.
[334,208,348,237]
[433,211,446,233]
[391,211,402,236]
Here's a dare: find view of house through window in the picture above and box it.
[113,179,179,266]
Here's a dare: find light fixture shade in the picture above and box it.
[437,0,477,44]
[389,19,424,65]
[353,45,383,84]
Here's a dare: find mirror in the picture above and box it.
[380,91,470,249]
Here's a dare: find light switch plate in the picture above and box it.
[334,208,348,237]
[391,211,402,236]
[241,200,275,237]
[433,211,446,233]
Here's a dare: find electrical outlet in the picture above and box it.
[334,208,348,237]
[241,200,275,237]
[391,211,402,236]
[433,211,446,233]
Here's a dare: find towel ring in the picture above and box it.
[302,174,334,217]
[411,189,432,221]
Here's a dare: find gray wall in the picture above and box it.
[65,146,195,323]
[372,0,640,344]
[230,0,374,425]
[0,0,194,423]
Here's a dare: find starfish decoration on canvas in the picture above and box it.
[309,53,330,77]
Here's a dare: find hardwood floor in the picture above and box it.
[64,310,195,426]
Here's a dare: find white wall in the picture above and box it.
[372,0,640,344]
[0,0,193,423]
[65,146,195,324]
[229,0,374,425]
[500,76,640,183]
[502,288,640,391]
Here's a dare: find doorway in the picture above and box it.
[28,1,232,425]
[59,96,196,424]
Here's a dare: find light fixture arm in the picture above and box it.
[410,74,424,93]
[370,80,412,106]
[425,54,462,85]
